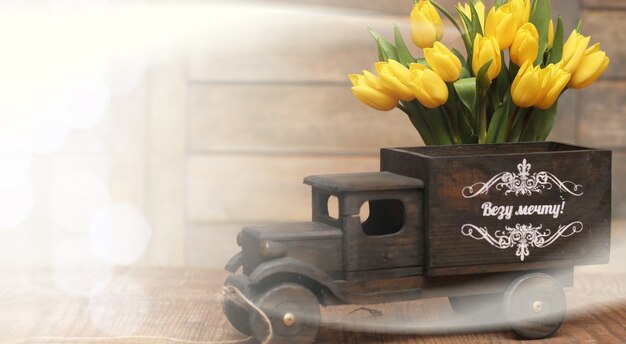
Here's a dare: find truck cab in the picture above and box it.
[228,172,425,295]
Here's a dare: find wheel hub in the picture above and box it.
[282,312,296,327]
[532,301,543,314]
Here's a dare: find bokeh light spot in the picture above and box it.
[51,170,111,233]
[90,203,152,265]
[53,237,114,296]
[0,177,34,230]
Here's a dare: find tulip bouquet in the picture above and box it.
[349,0,609,145]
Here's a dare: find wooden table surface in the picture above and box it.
[0,265,625,344]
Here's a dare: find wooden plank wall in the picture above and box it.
[9,1,623,269]
[578,0,626,220]
[184,0,605,267]
[186,0,424,266]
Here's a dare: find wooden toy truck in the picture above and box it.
[223,142,611,343]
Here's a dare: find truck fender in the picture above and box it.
[224,252,243,273]
[248,257,342,298]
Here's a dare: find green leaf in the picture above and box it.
[495,54,511,104]
[522,103,559,141]
[458,10,474,41]
[576,19,583,33]
[400,101,436,145]
[476,59,493,94]
[548,17,564,64]
[530,0,551,66]
[416,58,430,68]
[433,0,472,53]
[486,89,512,143]
[423,107,455,145]
[453,77,477,116]
[469,1,483,36]
[452,48,467,69]
[393,26,416,66]
[368,28,399,62]
[408,100,454,145]
[459,67,472,79]
[494,0,507,7]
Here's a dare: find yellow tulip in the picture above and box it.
[510,23,539,66]
[562,30,591,72]
[511,62,571,109]
[375,60,415,101]
[472,34,502,81]
[349,71,398,111]
[548,19,555,48]
[424,42,463,82]
[568,43,610,89]
[457,1,486,30]
[484,4,517,50]
[408,64,449,109]
[508,0,531,29]
[511,61,542,108]
[411,0,444,48]
[535,63,571,109]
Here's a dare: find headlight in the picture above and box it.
[259,240,288,259]
[236,231,243,247]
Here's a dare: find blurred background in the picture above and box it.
[0,0,623,273]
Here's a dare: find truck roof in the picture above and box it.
[303,172,423,194]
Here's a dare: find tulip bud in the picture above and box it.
[408,64,449,109]
[375,60,415,101]
[508,0,531,29]
[568,43,610,89]
[472,34,502,81]
[484,4,517,50]
[535,63,571,109]
[411,0,444,48]
[510,23,539,66]
[548,19,555,48]
[511,61,542,108]
[424,42,463,82]
[349,71,399,111]
[457,1,486,30]
[562,30,591,73]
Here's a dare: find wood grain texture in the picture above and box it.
[613,150,626,219]
[186,224,243,267]
[579,81,626,148]
[381,144,612,273]
[581,9,626,79]
[187,155,380,223]
[188,84,423,154]
[583,0,626,9]
[187,6,465,82]
[144,52,187,265]
[1,267,624,343]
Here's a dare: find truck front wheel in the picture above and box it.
[249,282,320,344]
[504,273,566,339]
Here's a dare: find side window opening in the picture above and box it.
[360,199,405,236]
[327,195,339,220]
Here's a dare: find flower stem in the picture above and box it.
[442,104,461,145]
[478,96,488,144]
[506,106,520,141]
[519,108,535,142]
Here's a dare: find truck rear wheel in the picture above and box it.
[249,282,320,344]
[504,273,566,339]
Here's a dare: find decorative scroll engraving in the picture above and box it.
[462,159,583,198]
[461,222,584,261]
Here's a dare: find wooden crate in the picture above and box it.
[381,142,612,276]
